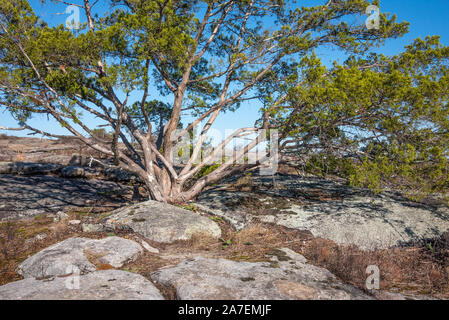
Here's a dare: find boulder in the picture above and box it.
[24,233,47,248]
[0,174,133,222]
[196,175,449,250]
[0,270,164,300]
[0,162,60,175]
[61,166,85,178]
[140,240,160,254]
[53,211,69,222]
[372,290,439,300]
[151,248,372,300]
[17,237,143,279]
[104,167,137,182]
[104,200,221,243]
[38,155,78,166]
[0,162,11,174]
[82,223,104,233]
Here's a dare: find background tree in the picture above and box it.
[0,0,408,203]
[129,99,172,150]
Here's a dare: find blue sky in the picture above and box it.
[1,0,449,141]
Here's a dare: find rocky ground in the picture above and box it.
[195,173,449,250]
[0,134,102,165]
[0,135,448,300]
[0,135,147,221]
[0,174,135,221]
[0,197,448,300]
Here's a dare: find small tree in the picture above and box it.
[0,0,408,203]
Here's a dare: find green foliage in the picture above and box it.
[90,128,113,141]
[195,163,221,179]
[3,0,442,201]
[0,0,409,126]
[272,36,449,197]
[175,202,198,211]
[129,100,172,132]
[304,155,356,178]
[209,216,223,223]
[220,237,232,249]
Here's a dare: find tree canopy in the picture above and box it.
[1,0,446,202]
[267,36,449,197]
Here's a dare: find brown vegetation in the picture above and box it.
[1,208,448,299]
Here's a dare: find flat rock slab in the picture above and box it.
[0,270,164,300]
[151,248,372,300]
[196,175,449,250]
[17,237,143,279]
[0,161,60,175]
[104,200,221,243]
[61,166,85,178]
[0,174,132,221]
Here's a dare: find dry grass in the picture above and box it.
[300,235,449,298]
[144,219,449,298]
[0,135,113,163]
[233,174,254,191]
[225,224,297,261]
[1,208,448,299]
[83,249,114,270]
[0,217,73,285]
[11,146,25,162]
[0,213,116,286]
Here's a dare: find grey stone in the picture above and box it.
[24,233,48,248]
[82,223,104,233]
[17,237,143,278]
[68,220,81,225]
[0,162,60,175]
[83,237,143,268]
[104,167,136,182]
[38,155,79,166]
[0,270,164,300]
[140,240,160,254]
[372,290,440,300]
[151,248,372,300]
[17,238,95,278]
[104,200,221,243]
[0,174,132,222]
[196,175,449,250]
[53,211,69,222]
[35,233,47,241]
[61,166,85,178]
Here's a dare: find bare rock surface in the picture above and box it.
[17,237,143,279]
[81,223,104,233]
[0,270,164,300]
[104,200,221,243]
[151,248,373,300]
[372,290,440,300]
[196,174,449,250]
[61,166,85,178]
[140,240,160,254]
[0,174,132,221]
[0,161,60,175]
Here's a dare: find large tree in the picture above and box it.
[0,0,409,203]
